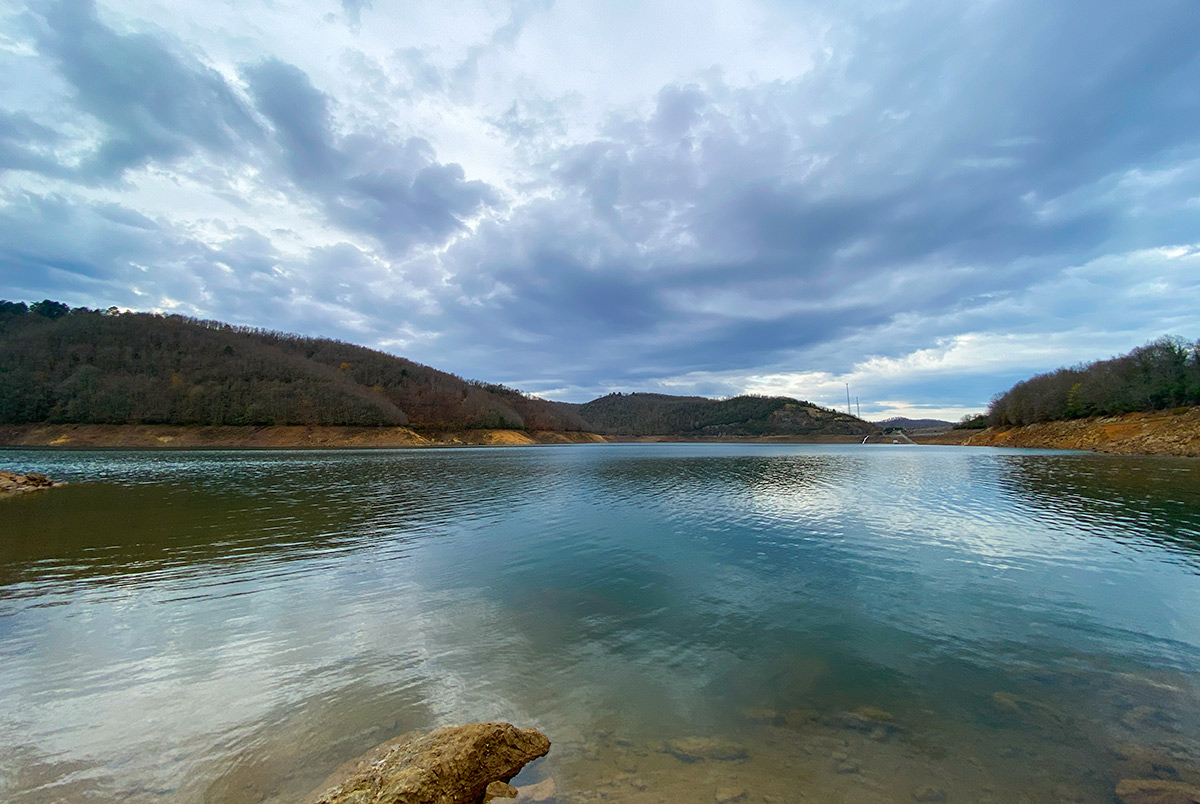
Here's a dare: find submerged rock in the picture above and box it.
[912,786,948,802]
[1110,744,1189,782]
[1115,779,1200,804]
[989,691,1069,729]
[833,706,898,735]
[1054,784,1087,803]
[853,706,894,723]
[662,737,748,763]
[835,758,861,774]
[485,782,519,802]
[783,709,821,727]
[516,778,556,802]
[1121,707,1178,733]
[743,707,784,726]
[308,722,550,804]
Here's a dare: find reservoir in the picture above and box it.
[2,444,1199,803]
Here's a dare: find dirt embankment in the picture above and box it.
[605,434,876,444]
[911,407,1200,457]
[0,424,609,450]
[424,430,608,446]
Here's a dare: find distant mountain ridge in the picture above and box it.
[874,417,953,430]
[575,392,873,437]
[0,300,876,438]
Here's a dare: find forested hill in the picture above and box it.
[0,299,877,437]
[874,417,953,430]
[0,301,588,431]
[574,392,874,437]
[987,336,1200,426]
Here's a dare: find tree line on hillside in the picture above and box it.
[0,300,588,431]
[575,392,872,436]
[0,299,875,437]
[987,336,1200,427]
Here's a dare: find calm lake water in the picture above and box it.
[2,444,1199,804]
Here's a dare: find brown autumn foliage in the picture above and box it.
[987,336,1200,426]
[0,300,588,431]
[0,299,876,437]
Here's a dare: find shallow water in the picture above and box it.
[1,444,1199,804]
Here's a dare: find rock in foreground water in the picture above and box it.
[0,471,64,495]
[309,722,551,804]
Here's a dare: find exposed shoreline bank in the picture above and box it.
[0,424,874,450]
[0,424,609,450]
[602,433,877,444]
[911,407,1200,457]
[3,408,1198,456]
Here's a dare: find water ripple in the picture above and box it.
[1,445,1199,804]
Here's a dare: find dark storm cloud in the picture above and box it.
[26,0,260,182]
[0,190,408,343]
[242,58,498,255]
[241,60,343,185]
[0,178,295,309]
[423,0,1200,393]
[0,111,64,176]
[617,308,892,382]
[0,192,158,289]
[949,3,1200,197]
[498,251,663,334]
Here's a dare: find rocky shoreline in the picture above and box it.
[912,407,1200,457]
[0,470,64,496]
[2,408,1198,456]
[0,424,608,450]
[306,722,550,804]
[304,711,1200,804]
[0,424,876,449]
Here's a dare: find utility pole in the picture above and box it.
[856,397,860,418]
[845,383,851,416]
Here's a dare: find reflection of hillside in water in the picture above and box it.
[0,450,565,594]
[1,448,853,593]
[4,446,1200,804]
[992,455,1200,567]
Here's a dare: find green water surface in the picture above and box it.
[1,444,1199,804]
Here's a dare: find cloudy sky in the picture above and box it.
[2,0,1198,419]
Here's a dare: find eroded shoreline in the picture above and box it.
[912,407,1200,457]
[2,408,1199,456]
[0,424,877,450]
[0,424,608,450]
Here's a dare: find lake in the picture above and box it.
[1,444,1199,804]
